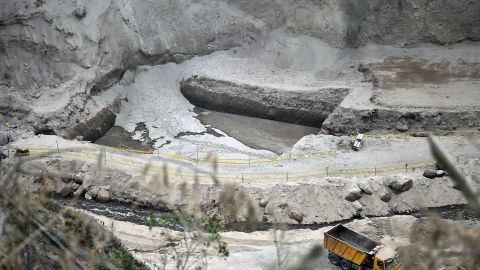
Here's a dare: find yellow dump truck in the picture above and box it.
[324,224,400,270]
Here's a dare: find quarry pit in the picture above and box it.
[1,0,480,269]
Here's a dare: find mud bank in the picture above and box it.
[7,154,477,225]
[95,123,154,151]
[322,106,480,135]
[59,197,477,232]
[181,77,349,127]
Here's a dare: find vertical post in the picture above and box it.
[248,156,251,166]
[405,164,408,173]
[326,167,329,177]
[241,173,244,182]
[374,166,377,176]
[56,140,61,158]
[286,173,289,181]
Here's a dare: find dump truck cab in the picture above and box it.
[374,246,400,270]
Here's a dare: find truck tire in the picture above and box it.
[340,259,352,270]
[328,253,340,266]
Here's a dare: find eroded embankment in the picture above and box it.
[322,103,480,135]
[180,77,350,128]
[6,156,475,226]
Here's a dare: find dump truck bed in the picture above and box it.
[324,224,382,266]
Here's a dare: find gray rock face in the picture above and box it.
[96,189,111,203]
[181,77,350,127]
[351,200,363,213]
[345,186,363,202]
[387,177,413,193]
[423,169,438,179]
[396,122,409,132]
[1,0,479,138]
[259,198,269,208]
[380,192,392,202]
[358,181,373,195]
[288,210,304,224]
[56,184,73,198]
[436,170,446,177]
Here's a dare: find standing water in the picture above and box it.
[195,107,320,154]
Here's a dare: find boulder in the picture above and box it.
[73,186,86,198]
[73,5,87,19]
[57,185,72,198]
[288,210,304,224]
[395,122,409,132]
[380,191,392,202]
[345,186,362,202]
[387,177,413,193]
[423,169,437,179]
[61,175,72,183]
[259,198,269,208]
[436,170,446,177]
[358,182,373,195]
[351,201,363,213]
[61,173,84,184]
[71,183,80,191]
[71,173,84,184]
[96,189,111,203]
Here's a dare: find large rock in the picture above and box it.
[423,169,437,179]
[395,122,409,132]
[387,177,413,193]
[358,181,373,195]
[351,201,363,214]
[380,192,392,202]
[259,198,269,208]
[96,189,111,203]
[56,184,73,198]
[345,186,363,202]
[288,210,304,224]
[436,170,446,177]
[73,186,86,199]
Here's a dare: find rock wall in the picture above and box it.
[180,77,350,127]
[1,0,479,142]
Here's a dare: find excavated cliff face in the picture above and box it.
[180,77,350,127]
[1,0,479,143]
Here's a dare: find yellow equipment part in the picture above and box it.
[324,234,369,266]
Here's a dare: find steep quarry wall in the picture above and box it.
[1,0,479,142]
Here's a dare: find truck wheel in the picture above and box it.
[340,259,352,270]
[328,253,340,266]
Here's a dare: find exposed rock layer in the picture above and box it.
[181,77,349,127]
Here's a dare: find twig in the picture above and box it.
[428,136,480,217]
